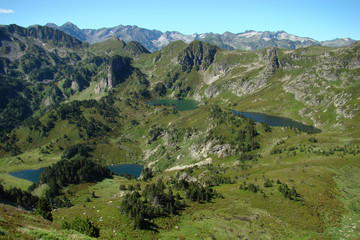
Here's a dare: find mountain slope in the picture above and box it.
[46,22,357,52]
[135,39,360,135]
[0,24,149,133]
[89,37,150,58]
[2,23,359,139]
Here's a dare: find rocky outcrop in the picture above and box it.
[205,85,220,98]
[259,48,279,72]
[107,55,133,89]
[223,48,279,97]
[178,40,218,72]
[226,77,268,97]
[92,55,134,93]
[165,158,213,172]
[348,57,360,69]
[190,140,233,159]
[282,70,355,125]
[70,81,78,90]
[212,61,231,75]
[94,78,108,94]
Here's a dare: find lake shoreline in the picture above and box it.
[232,110,321,133]
[8,164,144,183]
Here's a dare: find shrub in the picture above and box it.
[62,216,99,238]
[35,197,53,221]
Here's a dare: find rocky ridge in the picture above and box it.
[46,22,357,52]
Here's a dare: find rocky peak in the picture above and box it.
[178,40,218,72]
[124,41,150,57]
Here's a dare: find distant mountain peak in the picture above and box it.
[62,21,76,26]
[45,23,58,28]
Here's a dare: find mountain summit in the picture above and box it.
[46,22,357,52]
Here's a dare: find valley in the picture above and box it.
[0,24,359,239]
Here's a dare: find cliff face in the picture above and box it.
[107,55,133,89]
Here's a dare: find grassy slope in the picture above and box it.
[1,100,359,239]
[45,125,359,239]
[0,203,96,240]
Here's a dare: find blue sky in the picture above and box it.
[1,0,359,41]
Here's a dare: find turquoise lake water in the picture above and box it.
[232,110,321,133]
[9,164,144,183]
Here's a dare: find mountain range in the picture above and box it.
[46,22,357,52]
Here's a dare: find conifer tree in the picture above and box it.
[36,197,53,221]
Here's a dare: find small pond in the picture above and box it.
[8,168,46,183]
[148,99,198,111]
[8,164,144,183]
[232,110,321,133]
[108,164,143,178]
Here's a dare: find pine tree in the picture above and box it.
[264,179,273,188]
[36,197,53,221]
[70,216,100,237]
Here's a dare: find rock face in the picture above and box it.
[276,43,360,126]
[94,78,108,94]
[107,55,133,89]
[190,140,232,159]
[178,40,218,72]
[205,85,220,98]
[203,48,279,98]
[46,22,358,52]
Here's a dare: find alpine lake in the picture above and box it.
[9,164,143,183]
[147,99,320,133]
[9,100,320,182]
[232,110,321,133]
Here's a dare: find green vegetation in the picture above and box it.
[35,197,53,221]
[0,183,38,209]
[0,23,359,239]
[120,179,182,229]
[39,157,113,187]
[61,216,100,238]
